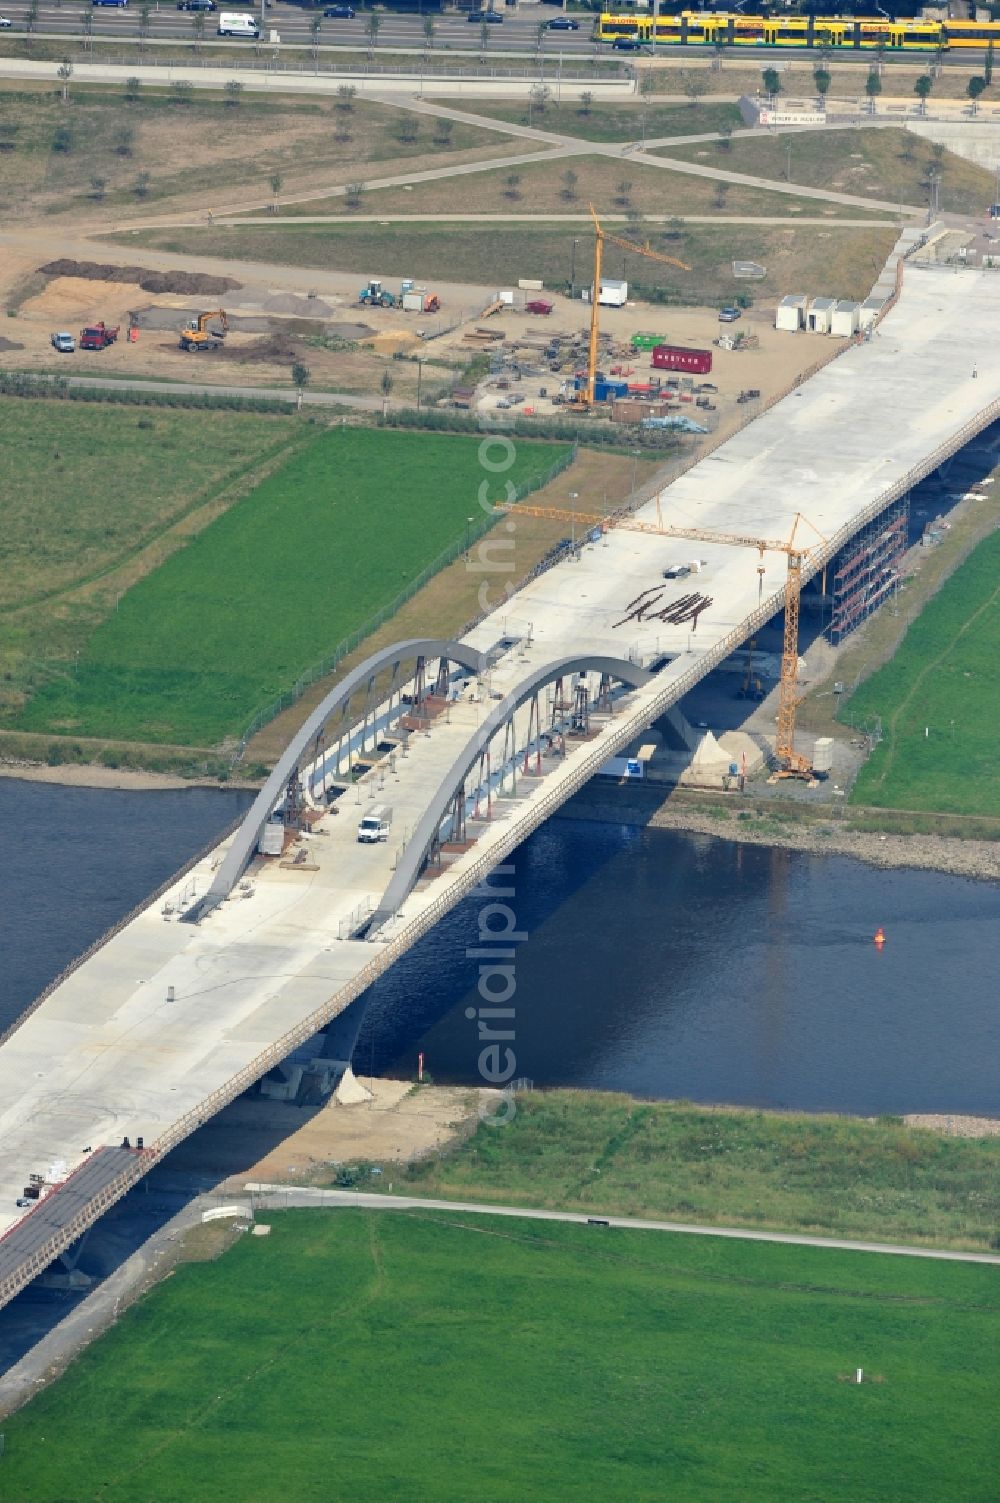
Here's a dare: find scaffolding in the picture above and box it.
[828,496,909,646]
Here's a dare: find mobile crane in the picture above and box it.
[179,310,229,352]
[579,205,691,409]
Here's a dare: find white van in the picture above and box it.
[357,805,392,844]
[217,11,259,35]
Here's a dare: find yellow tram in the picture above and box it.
[594,11,1000,51]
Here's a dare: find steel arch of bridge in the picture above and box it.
[196,637,487,917]
[368,653,650,934]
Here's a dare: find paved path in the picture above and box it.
[56,373,383,410]
[249,1186,1000,1264]
[217,213,896,228]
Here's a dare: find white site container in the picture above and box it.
[831,300,860,338]
[806,296,837,334]
[776,294,807,332]
[859,294,889,330]
[813,737,835,775]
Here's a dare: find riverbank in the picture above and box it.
[0,759,259,792]
[561,782,1000,882]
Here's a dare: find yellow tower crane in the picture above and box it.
[584,205,691,408]
[497,501,826,778]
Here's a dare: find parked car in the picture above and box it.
[718,306,742,322]
[323,4,355,15]
[177,0,216,10]
[611,33,643,49]
[15,1197,31,1208]
[547,15,580,27]
[0,16,12,26]
[468,8,503,21]
[91,0,129,8]
[51,332,76,353]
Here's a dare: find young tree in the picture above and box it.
[336,83,356,112]
[432,117,454,146]
[813,66,831,105]
[614,178,633,207]
[865,68,882,114]
[57,60,73,105]
[90,174,108,200]
[711,39,726,72]
[365,10,380,55]
[579,90,593,117]
[380,368,393,417]
[344,180,366,207]
[682,70,706,106]
[124,75,142,103]
[986,39,995,87]
[535,20,547,51]
[291,361,310,394]
[422,14,435,50]
[503,171,522,200]
[225,79,243,107]
[80,8,93,51]
[269,171,283,212]
[115,123,135,157]
[713,180,729,211]
[479,18,490,55]
[396,115,418,143]
[310,13,322,61]
[914,74,933,115]
[529,82,550,116]
[172,79,193,105]
[192,11,206,52]
[762,66,781,100]
[560,168,578,201]
[968,75,987,114]
[137,2,151,52]
[716,122,733,151]
[52,123,73,152]
[133,169,151,198]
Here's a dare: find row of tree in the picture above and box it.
[761,47,995,114]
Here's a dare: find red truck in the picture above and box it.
[525,299,554,316]
[79,322,120,351]
[651,344,712,375]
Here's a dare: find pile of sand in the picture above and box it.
[38,260,242,296]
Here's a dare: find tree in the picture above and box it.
[225,79,243,107]
[56,60,73,105]
[172,80,193,105]
[380,368,393,417]
[663,215,685,240]
[914,74,933,115]
[344,180,366,207]
[968,75,987,114]
[291,362,310,405]
[529,82,550,117]
[614,178,633,207]
[865,68,882,114]
[637,68,656,98]
[432,117,454,146]
[365,10,380,55]
[395,115,418,143]
[814,66,831,105]
[25,0,39,36]
[90,174,108,200]
[115,123,135,157]
[479,18,490,55]
[192,11,206,52]
[682,70,706,106]
[503,171,522,200]
[579,90,593,117]
[269,171,283,212]
[336,83,356,112]
[716,122,733,151]
[535,20,547,52]
[712,39,726,72]
[137,2,151,52]
[52,123,73,152]
[133,169,151,198]
[713,181,729,211]
[560,168,578,201]
[761,66,780,100]
[310,13,322,60]
[422,14,435,50]
[124,75,142,103]
[80,8,93,51]
[986,39,995,87]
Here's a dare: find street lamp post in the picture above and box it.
[416,357,425,410]
[570,236,579,299]
[569,490,579,558]
[630,447,640,495]
[466,515,474,559]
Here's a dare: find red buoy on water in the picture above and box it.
[874,926,886,948]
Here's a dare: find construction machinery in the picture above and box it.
[497,499,826,778]
[179,310,228,352]
[579,205,690,409]
[359,279,397,309]
[79,321,120,351]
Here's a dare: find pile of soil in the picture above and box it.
[217,331,302,364]
[0,336,25,351]
[38,260,242,296]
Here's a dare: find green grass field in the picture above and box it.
[846,528,1000,815]
[121,221,898,309]
[9,428,569,747]
[3,1209,998,1502]
[395,1091,1000,1251]
[413,96,745,143]
[0,397,298,723]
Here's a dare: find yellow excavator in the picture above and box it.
[179,310,229,352]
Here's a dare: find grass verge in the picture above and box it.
[1,1208,997,1502]
[845,526,1000,815]
[437,95,744,141]
[117,220,900,307]
[8,427,570,747]
[395,1090,1000,1252]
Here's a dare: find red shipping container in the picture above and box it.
[651,345,713,375]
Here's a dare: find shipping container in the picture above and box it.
[651,345,713,375]
[631,332,669,351]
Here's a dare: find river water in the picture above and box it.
[4,781,998,1116]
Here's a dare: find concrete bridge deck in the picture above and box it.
[2,264,999,1307]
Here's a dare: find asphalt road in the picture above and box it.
[0,1,995,66]
[250,1186,1000,1265]
[58,372,383,406]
